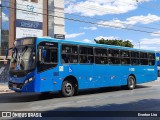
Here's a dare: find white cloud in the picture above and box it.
[82,39,92,43]
[133,38,160,51]
[151,31,160,36]
[95,36,119,40]
[140,38,160,45]
[65,32,85,39]
[82,26,97,30]
[98,14,160,29]
[65,0,76,5]
[134,44,157,51]
[126,14,160,25]
[65,0,150,17]
[98,19,125,29]
[2,12,9,22]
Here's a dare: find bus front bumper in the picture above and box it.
[8,79,35,92]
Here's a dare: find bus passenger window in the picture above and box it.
[131,59,139,65]
[38,42,58,72]
[62,54,70,63]
[80,56,87,63]
[61,44,78,64]
[79,46,94,64]
[108,59,113,64]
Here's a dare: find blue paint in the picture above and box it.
[8,37,158,93]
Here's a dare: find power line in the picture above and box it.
[2,4,160,36]
[3,0,160,31]
[63,0,160,26]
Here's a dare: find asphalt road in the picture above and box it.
[0,80,160,120]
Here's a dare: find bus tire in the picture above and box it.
[127,76,136,90]
[62,80,75,97]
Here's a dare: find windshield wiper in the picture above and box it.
[21,46,28,57]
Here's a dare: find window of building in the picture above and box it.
[31,0,38,3]
[1,2,9,56]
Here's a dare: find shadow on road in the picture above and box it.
[40,99,160,120]
[12,98,160,120]
[0,85,151,103]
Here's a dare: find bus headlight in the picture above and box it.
[25,80,29,84]
[24,77,34,84]
[28,77,34,82]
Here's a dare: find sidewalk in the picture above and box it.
[142,77,160,86]
[0,83,13,93]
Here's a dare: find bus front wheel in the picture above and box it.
[62,80,75,97]
[127,76,136,90]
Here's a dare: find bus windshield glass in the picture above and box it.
[10,38,36,71]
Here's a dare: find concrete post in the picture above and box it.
[48,0,65,38]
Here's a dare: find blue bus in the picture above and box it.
[7,37,157,97]
[156,52,160,77]
[156,52,160,66]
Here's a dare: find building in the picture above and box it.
[0,0,65,56]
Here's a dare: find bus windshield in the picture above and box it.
[10,46,36,71]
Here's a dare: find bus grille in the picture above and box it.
[9,82,24,89]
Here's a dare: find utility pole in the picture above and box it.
[138,42,141,49]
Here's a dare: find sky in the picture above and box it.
[64,0,160,51]
[1,0,160,51]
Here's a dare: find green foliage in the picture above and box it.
[94,38,134,48]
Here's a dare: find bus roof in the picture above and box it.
[36,37,155,53]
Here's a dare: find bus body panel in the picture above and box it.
[8,37,158,93]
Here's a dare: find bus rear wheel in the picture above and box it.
[127,76,136,90]
[62,80,75,97]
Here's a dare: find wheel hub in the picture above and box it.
[65,83,72,93]
[129,78,134,88]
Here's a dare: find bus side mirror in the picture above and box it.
[6,48,13,60]
[6,50,9,60]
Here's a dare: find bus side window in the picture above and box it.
[80,56,87,63]
[79,46,94,64]
[38,42,58,72]
[61,44,78,64]
[108,59,113,64]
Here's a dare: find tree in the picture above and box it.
[94,38,134,48]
